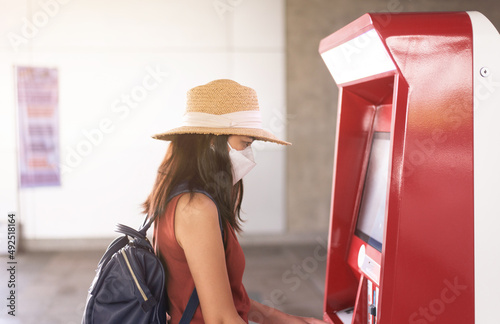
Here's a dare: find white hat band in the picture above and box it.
[182,111,263,129]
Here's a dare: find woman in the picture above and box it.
[143,79,327,323]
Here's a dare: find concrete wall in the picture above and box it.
[2,0,500,247]
[285,0,500,233]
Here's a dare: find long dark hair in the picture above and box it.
[143,134,244,232]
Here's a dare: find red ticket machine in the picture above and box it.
[319,12,500,324]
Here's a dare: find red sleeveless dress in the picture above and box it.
[154,194,250,323]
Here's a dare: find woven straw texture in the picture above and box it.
[186,79,259,114]
[153,79,290,145]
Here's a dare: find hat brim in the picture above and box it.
[152,126,291,145]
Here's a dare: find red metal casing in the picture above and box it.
[319,12,477,324]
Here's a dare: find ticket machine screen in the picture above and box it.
[355,132,391,252]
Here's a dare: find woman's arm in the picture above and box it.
[175,192,245,324]
[248,299,329,324]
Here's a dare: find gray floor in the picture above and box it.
[0,243,327,324]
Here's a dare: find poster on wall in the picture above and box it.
[16,66,61,188]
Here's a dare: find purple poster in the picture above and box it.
[16,66,60,187]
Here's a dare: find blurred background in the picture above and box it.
[0,0,499,323]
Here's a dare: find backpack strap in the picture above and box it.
[148,182,224,324]
[179,289,201,324]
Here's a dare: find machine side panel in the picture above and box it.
[324,89,376,317]
[376,12,475,324]
[468,11,500,324]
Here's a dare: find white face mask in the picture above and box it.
[228,142,256,185]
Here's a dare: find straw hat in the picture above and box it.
[152,79,291,145]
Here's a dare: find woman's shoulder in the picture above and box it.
[175,191,218,221]
[174,191,220,248]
